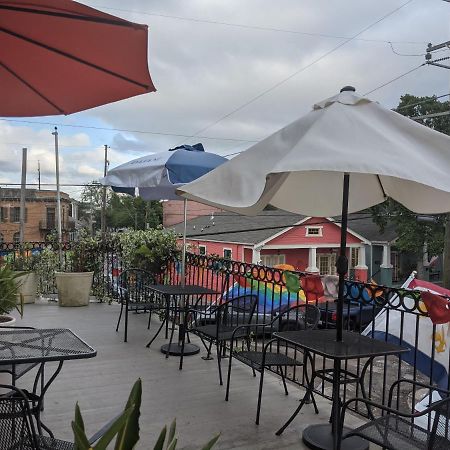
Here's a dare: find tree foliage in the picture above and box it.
[106,193,162,230]
[371,94,450,261]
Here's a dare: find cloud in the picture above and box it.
[1,0,449,198]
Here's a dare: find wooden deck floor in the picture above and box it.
[12,300,364,450]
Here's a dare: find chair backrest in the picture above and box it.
[0,385,38,450]
[118,268,156,305]
[276,303,320,332]
[429,397,450,448]
[218,294,258,328]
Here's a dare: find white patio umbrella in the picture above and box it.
[178,86,450,340]
[100,144,227,285]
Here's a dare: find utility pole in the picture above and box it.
[37,160,41,190]
[19,148,27,245]
[101,145,108,237]
[425,9,450,286]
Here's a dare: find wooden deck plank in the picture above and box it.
[9,300,364,449]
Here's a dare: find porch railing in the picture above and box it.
[0,242,445,425]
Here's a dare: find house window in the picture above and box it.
[351,248,359,268]
[199,245,206,256]
[0,207,8,222]
[305,226,323,237]
[46,207,56,229]
[260,254,286,267]
[10,207,20,223]
[391,251,400,282]
[223,248,232,260]
[13,232,20,245]
[0,233,3,244]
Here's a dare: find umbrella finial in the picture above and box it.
[340,86,356,93]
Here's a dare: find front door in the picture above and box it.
[316,253,336,275]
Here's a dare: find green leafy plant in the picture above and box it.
[67,231,101,273]
[72,379,220,450]
[0,264,24,318]
[10,244,42,272]
[117,228,180,275]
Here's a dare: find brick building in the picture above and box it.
[0,188,74,243]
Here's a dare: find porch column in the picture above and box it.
[380,244,393,286]
[354,244,368,282]
[306,247,319,273]
[252,246,262,265]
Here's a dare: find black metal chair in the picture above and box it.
[115,268,165,342]
[341,378,450,450]
[187,294,258,385]
[0,384,123,450]
[0,384,72,450]
[225,303,321,424]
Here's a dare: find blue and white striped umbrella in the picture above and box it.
[100,143,227,200]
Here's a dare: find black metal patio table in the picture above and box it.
[273,329,409,450]
[144,284,218,370]
[0,327,96,437]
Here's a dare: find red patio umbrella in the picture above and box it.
[0,0,156,116]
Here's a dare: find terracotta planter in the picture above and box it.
[14,271,37,304]
[55,272,94,307]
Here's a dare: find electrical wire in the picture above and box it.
[363,64,425,96]
[396,94,450,110]
[388,41,425,57]
[0,118,258,144]
[173,0,414,145]
[88,3,426,45]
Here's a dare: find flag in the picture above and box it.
[363,272,450,389]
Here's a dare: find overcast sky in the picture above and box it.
[1,0,449,199]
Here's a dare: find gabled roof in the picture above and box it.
[172,210,305,245]
[170,209,397,245]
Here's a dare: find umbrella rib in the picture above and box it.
[0,5,142,29]
[0,61,65,114]
[376,174,388,199]
[0,27,151,90]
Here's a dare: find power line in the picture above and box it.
[0,118,258,143]
[89,3,426,45]
[363,64,425,96]
[174,0,414,143]
[396,94,450,110]
[182,213,409,239]
[388,41,425,57]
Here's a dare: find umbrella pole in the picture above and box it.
[52,127,63,270]
[336,173,350,342]
[181,198,187,287]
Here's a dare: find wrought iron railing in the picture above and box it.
[0,242,446,426]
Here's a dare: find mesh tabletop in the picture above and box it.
[273,329,409,360]
[147,284,218,296]
[0,328,96,365]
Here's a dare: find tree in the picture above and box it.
[79,182,106,234]
[371,94,450,281]
[106,193,162,230]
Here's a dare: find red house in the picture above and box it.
[169,209,398,285]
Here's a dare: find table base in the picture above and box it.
[160,342,200,356]
[302,424,368,450]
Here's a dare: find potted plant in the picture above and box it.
[12,245,41,304]
[0,264,24,325]
[55,232,100,307]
